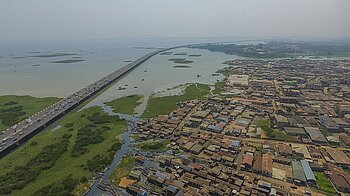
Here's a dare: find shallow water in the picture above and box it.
[0,38,248,98]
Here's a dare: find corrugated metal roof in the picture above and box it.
[262,153,273,174]
[231,140,240,147]
[292,161,306,182]
[300,160,316,182]
[304,127,327,143]
[243,154,254,166]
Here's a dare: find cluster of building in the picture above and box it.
[124,59,350,195]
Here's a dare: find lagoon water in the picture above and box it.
[0,38,243,103]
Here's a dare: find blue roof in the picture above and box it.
[231,140,241,147]
[300,160,316,182]
[207,125,222,132]
[155,171,167,179]
[167,185,178,193]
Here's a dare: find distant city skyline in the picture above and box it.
[0,0,349,42]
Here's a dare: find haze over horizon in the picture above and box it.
[0,0,349,43]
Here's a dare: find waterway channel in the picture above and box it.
[84,47,240,195]
[86,92,155,195]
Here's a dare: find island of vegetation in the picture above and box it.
[50,59,85,64]
[173,52,187,56]
[188,54,202,57]
[173,65,192,68]
[159,52,173,55]
[105,95,143,115]
[29,53,77,58]
[169,58,194,64]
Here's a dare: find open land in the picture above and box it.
[142,83,211,118]
[106,95,143,115]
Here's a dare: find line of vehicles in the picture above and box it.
[0,47,182,157]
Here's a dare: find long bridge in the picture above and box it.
[0,45,185,158]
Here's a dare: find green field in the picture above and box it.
[109,155,136,186]
[0,106,128,195]
[106,95,143,115]
[315,172,337,195]
[255,118,296,142]
[212,81,225,94]
[0,95,60,131]
[142,83,210,118]
[137,139,171,152]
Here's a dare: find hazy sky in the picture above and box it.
[0,0,349,42]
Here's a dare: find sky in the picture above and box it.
[0,0,349,42]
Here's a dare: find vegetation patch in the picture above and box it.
[212,81,226,94]
[106,95,143,115]
[142,83,210,118]
[159,52,173,55]
[169,58,193,64]
[31,175,79,196]
[173,65,192,68]
[255,118,295,142]
[137,139,171,152]
[188,54,202,57]
[71,111,122,157]
[0,95,60,131]
[109,156,136,186]
[0,106,127,195]
[173,52,187,56]
[50,59,85,64]
[29,53,77,58]
[0,138,69,195]
[315,172,337,195]
[84,142,122,172]
[191,42,350,58]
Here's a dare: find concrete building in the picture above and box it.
[228,75,249,87]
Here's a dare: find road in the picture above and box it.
[0,45,185,158]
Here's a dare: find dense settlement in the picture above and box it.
[121,59,350,196]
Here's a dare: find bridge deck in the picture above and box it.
[0,46,183,158]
